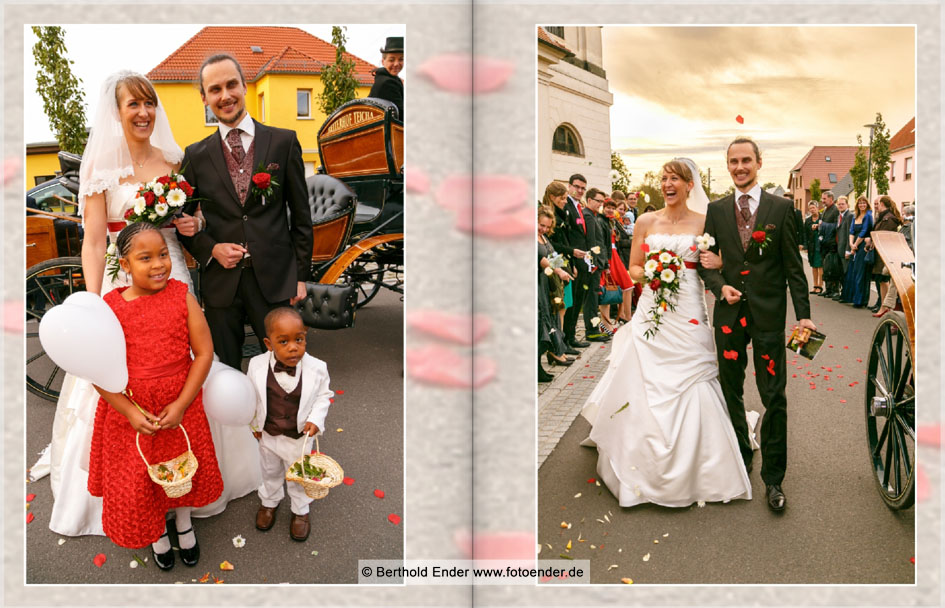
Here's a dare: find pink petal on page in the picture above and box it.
[456,204,534,238]
[405,167,430,194]
[917,462,929,502]
[454,529,536,560]
[418,54,514,94]
[4,300,24,333]
[3,156,21,184]
[407,310,491,345]
[406,345,496,389]
[917,424,941,447]
[434,174,528,213]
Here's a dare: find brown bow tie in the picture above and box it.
[273,360,297,376]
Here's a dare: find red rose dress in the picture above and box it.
[88,279,223,549]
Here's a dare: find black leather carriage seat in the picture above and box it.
[306,174,357,262]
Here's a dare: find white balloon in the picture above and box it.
[203,366,256,426]
[38,292,127,392]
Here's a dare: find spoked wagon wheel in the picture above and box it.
[865,311,915,510]
[342,255,384,309]
[26,256,85,402]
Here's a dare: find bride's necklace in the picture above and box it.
[131,147,153,169]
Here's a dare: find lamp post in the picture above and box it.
[863,122,880,200]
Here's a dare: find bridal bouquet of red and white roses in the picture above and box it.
[640,244,684,339]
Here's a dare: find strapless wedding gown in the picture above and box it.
[582,233,751,508]
[45,182,262,536]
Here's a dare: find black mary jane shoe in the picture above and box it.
[151,534,175,570]
[176,528,200,567]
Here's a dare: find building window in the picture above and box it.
[297,89,312,119]
[204,105,218,126]
[552,124,583,157]
[546,26,565,38]
[890,160,895,182]
[905,157,913,180]
[828,173,837,183]
[825,155,831,162]
[259,93,266,123]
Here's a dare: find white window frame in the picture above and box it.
[297,89,312,120]
[204,105,219,126]
[904,157,913,180]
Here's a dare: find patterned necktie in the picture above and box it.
[226,128,244,165]
[738,194,753,249]
[273,360,297,376]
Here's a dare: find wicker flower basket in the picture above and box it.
[136,424,198,499]
[285,434,343,500]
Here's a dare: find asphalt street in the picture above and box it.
[538,276,916,584]
[25,289,404,584]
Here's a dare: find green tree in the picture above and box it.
[809,178,822,203]
[610,151,632,193]
[318,26,360,116]
[762,182,776,190]
[31,26,87,154]
[849,133,869,197]
[636,170,664,210]
[870,112,892,195]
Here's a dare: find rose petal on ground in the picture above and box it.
[343,477,355,485]
[220,560,234,571]
[26,493,36,502]
[336,390,345,395]
[688,319,699,325]
[388,513,402,525]
[405,166,430,194]
[199,572,210,583]
[418,53,514,94]
[643,553,650,561]
[840,399,846,403]
[407,310,491,345]
[406,344,497,388]
[621,577,634,584]
[26,512,34,524]
[93,553,107,568]
[58,538,66,546]
[910,557,916,564]
[587,478,596,483]
[374,489,385,499]
[721,325,732,334]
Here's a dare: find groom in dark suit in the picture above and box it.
[178,54,313,369]
[698,137,815,512]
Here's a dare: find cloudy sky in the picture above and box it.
[603,26,915,193]
[25,24,405,143]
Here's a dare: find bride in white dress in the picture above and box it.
[581,158,752,508]
[42,71,261,536]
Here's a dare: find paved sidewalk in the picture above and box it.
[537,321,613,468]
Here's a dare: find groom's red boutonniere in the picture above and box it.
[250,162,280,205]
[750,223,776,254]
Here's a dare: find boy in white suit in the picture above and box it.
[248,308,332,541]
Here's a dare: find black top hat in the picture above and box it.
[380,36,404,54]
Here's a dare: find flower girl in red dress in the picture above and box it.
[87,222,222,570]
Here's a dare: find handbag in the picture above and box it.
[864,248,876,265]
[598,274,623,305]
[297,282,357,330]
[563,281,573,309]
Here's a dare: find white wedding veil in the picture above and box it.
[78,70,183,212]
[675,157,710,216]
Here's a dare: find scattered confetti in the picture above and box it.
[566,540,572,550]
[840,400,847,403]
[58,539,66,546]
[653,539,659,544]
[374,489,385,499]
[26,493,36,502]
[723,350,738,360]
[220,560,234,571]
[766,359,776,375]
[662,533,669,538]
[213,575,224,584]
[336,428,343,432]
[739,317,747,327]
[736,114,745,124]
[312,550,319,556]
[688,319,699,325]
[26,512,34,524]
[587,478,596,484]
[721,325,732,334]
[93,553,107,568]
[608,564,618,571]
[388,513,402,525]
[199,572,210,583]
[643,553,651,562]
[574,493,582,498]
[621,577,634,584]
[740,270,750,275]
[910,557,915,564]
[130,560,138,569]
[342,477,355,486]
[232,535,246,548]
[336,390,345,395]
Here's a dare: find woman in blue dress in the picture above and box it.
[840,195,873,307]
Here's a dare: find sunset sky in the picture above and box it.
[602,25,915,194]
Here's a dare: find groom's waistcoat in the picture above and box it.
[222,138,256,205]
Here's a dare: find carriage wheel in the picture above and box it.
[865,311,915,510]
[25,257,86,402]
[341,254,385,308]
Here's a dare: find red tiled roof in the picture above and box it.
[538,27,571,53]
[889,117,915,152]
[789,146,858,190]
[147,26,376,85]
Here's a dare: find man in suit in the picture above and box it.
[561,174,589,348]
[834,196,854,300]
[626,191,639,219]
[368,37,404,120]
[818,191,841,297]
[698,137,816,512]
[178,54,313,369]
[584,188,612,339]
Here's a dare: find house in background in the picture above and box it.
[886,117,915,207]
[828,171,855,200]
[537,26,613,193]
[146,26,377,176]
[787,146,857,209]
[26,141,63,187]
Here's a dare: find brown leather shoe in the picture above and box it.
[256,506,277,531]
[289,513,310,541]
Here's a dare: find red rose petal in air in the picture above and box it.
[761,354,770,360]
[388,513,402,525]
[766,359,776,375]
[736,114,745,124]
[721,326,732,334]
[688,319,699,325]
[690,245,697,252]
[723,350,738,360]
[739,317,747,327]
[374,489,385,499]
[26,512,34,524]
[640,244,650,253]
[792,374,797,378]
[93,553,107,568]
[26,493,36,502]
[910,557,916,565]
[342,477,355,486]
[329,398,334,404]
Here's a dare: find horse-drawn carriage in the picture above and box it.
[863,231,915,510]
[26,97,404,402]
